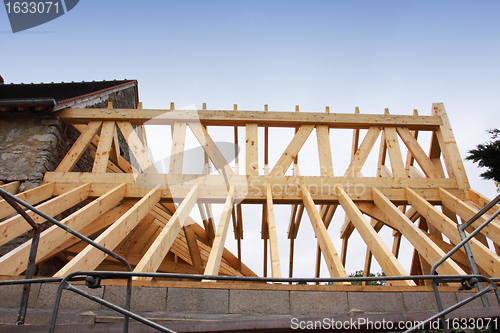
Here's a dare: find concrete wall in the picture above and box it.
[0,283,497,326]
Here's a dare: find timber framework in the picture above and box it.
[1,101,500,288]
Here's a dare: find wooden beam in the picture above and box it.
[0,183,90,247]
[92,121,116,173]
[433,103,470,190]
[0,182,54,220]
[56,121,102,172]
[188,122,235,177]
[45,200,138,260]
[372,188,466,275]
[54,185,161,277]
[246,123,258,176]
[0,184,126,276]
[439,188,500,247]
[110,123,121,165]
[302,185,349,282]
[396,127,441,178]
[184,225,203,269]
[269,125,315,177]
[407,188,500,277]
[204,187,235,277]
[116,121,156,173]
[264,126,269,175]
[0,181,20,195]
[198,203,214,244]
[169,122,186,174]
[204,203,216,241]
[344,127,382,177]
[44,172,461,200]
[266,186,281,278]
[57,108,443,130]
[337,186,414,286]
[133,186,198,278]
[384,127,406,178]
[316,125,334,177]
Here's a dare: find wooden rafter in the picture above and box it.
[54,185,160,277]
[204,187,235,277]
[266,186,281,278]
[407,188,500,277]
[337,186,414,286]
[56,121,102,172]
[0,184,126,276]
[269,125,314,177]
[302,186,348,282]
[133,185,199,279]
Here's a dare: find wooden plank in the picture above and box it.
[44,172,461,198]
[110,125,121,165]
[234,126,239,175]
[0,184,126,276]
[203,187,235,277]
[54,185,161,277]
[269,125,315,177]
[396,127,441,178]
[404,109,419,175]
[188,122,235,177]
[116,121,156,173]
[45,200,138,260]
[198,203,214,244]
[0,182,54,220]
[266,186,281,278]
[204,203,216,241]
[337,186,414,286]
[406,188,500,277]
[0,181,20,195]
[372,188,466,275]
[433,103,470,190]
[376,130,388,177]
[0,183,90,247]
[344,127,381,177]
[384,127,406,178]
[57,108,444,130]
[169,122,186,174]
[316,125,334,177]
[133,186,198,278]
[246,123,258,176]
[302,185,349,282]
[392,230,402,257]
[56,121,102,172]
[439,188,500,247]
[93,121,116,173]
[182,225,204,270]
[264,126,269,175]
[314,205,337,279]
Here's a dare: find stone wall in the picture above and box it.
[0,86,138,190]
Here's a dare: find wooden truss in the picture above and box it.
[1,102,499,287]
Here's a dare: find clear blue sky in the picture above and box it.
[2,0,500,277]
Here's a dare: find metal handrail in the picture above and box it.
[0,187,133,332]
[0,271,498,333]
[2,187,500,332]
[427,192,500,333]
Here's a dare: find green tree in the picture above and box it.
[466,129,500,190]
[348,270,386,286]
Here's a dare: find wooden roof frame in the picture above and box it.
[1,102,499,288]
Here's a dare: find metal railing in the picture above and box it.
[0,187,134,332]
[426,192,500,333]
[1,187,500,333]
